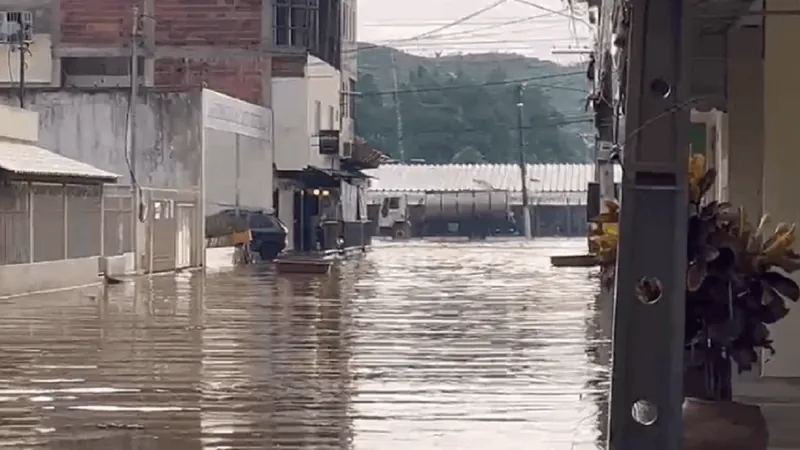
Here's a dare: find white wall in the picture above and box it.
[341,0,357,147]
[274,55,342,171]
[201,89,274,214]
[0,105,38,142]
[0,90,202,189]
[273,77,308,171]
[0,34,53,85]
[341,0,358,81]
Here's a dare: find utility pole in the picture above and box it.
[14,14,29,108]
[389,50,406,162]
[130,6,141,272]
[606,0,691,447]
[516,84,532,239]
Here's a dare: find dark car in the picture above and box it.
[205,208,288,261]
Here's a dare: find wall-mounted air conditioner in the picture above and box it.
[342,141,353,159]
[0,12,33,44]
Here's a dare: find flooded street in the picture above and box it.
[0,239,611,449]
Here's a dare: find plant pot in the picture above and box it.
[683,397,768,450]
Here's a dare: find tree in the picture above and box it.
[356,47,591,164]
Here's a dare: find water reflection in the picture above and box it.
[0,238,608,449]
[350,239,605,449]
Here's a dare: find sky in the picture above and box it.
[357,0,594,64]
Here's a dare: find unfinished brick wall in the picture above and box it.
[154,58,266,104]
[153,0,262,48]
[60,0,133,46]
[60,0,271,105]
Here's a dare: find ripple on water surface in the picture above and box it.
[0,238,610,450]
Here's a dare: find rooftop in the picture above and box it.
[0,139,119,182]
[365,163,623,193]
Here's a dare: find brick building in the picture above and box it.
[1,0,343,106]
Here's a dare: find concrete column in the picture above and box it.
[278,185,294,251]
[762,0,800,377]
[727,25,764,221]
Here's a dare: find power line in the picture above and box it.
[358,71,585,97]
[385,35,590,45]
[356,16,571,52]
[361,12,564,33]
[512,0,593,26]
[360,116,593,136]
[347,0,509,54]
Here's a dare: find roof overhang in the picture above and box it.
[279,166,369,188]
[0,139,119,184]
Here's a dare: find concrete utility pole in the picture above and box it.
[130,6,141,272]
[389,50,406,162]
[14,14,29,108]
[516,84,532,239]
[606,0,692,448]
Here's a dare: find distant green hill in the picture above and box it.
[355,43,593,164]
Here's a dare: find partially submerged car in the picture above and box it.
[205,208,289,261]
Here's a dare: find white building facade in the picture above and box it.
[272,1,377,253]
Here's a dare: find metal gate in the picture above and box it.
[175,204,193,269]
[146,198,177,273]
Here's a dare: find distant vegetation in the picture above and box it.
[355,44,593,164]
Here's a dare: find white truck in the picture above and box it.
[369,191,518,239]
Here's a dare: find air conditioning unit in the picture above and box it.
[342,141,353,159]
[0,12,33,44]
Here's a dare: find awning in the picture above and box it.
[289,166,370,188]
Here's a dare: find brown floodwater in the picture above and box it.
[0,238,611,449]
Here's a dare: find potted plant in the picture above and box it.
[591,154,800,449]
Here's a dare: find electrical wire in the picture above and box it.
[363,12,565,40]
[389,36,590,46]
[363,117,593,136]
[512,0,593,26]
[358,71,585,97]
[346,0,509,54]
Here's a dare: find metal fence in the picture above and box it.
[0,182,135,266]
[103,185,134,257]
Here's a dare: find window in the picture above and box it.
[351,8,356,41]
[328,105,335,129]
[388,197,401,209]
[342,3,349,40]
[348,79,356,118]
[314,100,321,133]
[274,0,318,47]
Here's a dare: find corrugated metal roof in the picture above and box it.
[365,163,623,193]
[0,140,119,181]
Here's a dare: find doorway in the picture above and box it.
[293,190,320,252]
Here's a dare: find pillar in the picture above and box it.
[278,184,295,251]
[763,0,800,377]
[607,0,691,446]
[727,25,764,222]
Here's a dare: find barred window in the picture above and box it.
[274,0,319,47]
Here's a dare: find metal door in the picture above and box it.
[175,204,193,268]
[146,198,177,273]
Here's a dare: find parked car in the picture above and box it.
[205,208,288,261]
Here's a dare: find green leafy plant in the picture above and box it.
[598,154,800,400]
[685,154,799,399]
